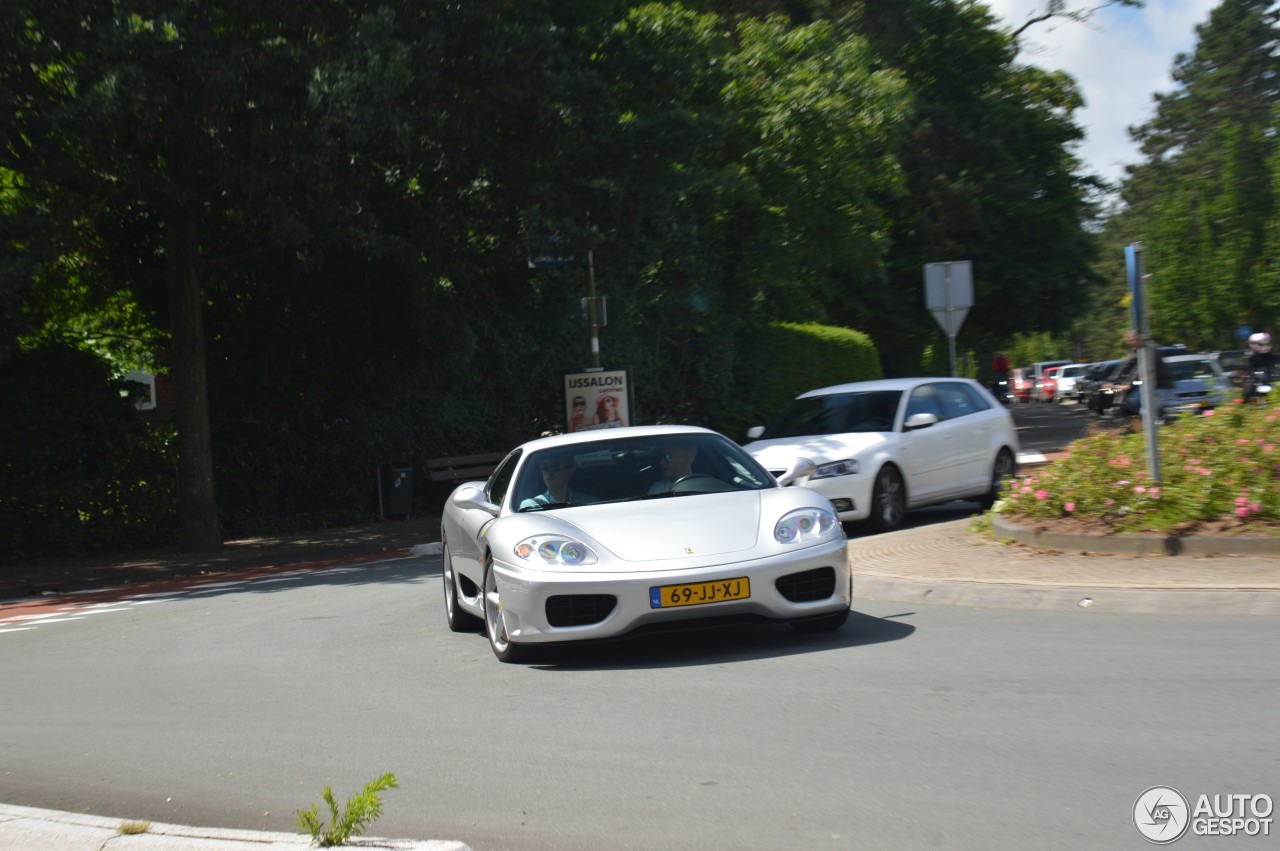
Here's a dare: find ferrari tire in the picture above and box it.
[483,557,533,664]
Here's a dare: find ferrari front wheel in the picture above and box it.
[483,558,533,664]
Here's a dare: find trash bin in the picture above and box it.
[378,461,414,519]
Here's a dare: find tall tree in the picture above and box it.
[846,0,1103,371]
[1123,0,1280,347]
[1,2,426,549]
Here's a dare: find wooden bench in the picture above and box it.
[426,452,505,485]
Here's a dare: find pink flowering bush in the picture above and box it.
[996,404,1280,534]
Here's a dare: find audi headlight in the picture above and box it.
[513,535,598,566]
[810,459,859,480]
[774,507,839,544]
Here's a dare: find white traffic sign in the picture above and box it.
[923,261,973,338]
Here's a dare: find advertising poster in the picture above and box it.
[564,368,632,433]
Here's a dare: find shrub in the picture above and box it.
[296,772,399,848]
[997,403,1280,533]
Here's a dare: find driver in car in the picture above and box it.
[519,456,599,509]
[648,443,699,494]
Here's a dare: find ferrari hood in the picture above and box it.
[746,433,886,469]
[560,493,763,563]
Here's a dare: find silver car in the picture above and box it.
[745,378,1020,531]
[440,426,851,662]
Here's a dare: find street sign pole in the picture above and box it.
[586,250,600,368]
[1126,243,1160,482]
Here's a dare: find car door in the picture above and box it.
[934,381,996,493]
[897,383,959,504]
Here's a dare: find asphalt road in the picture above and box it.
[1,555,1275,850]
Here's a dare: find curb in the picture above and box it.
[854,575,1280,616]
[991,515,1280,557]
[0,803,472,850]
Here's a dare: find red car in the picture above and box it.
[1010,367,1034,403]
[1038,366,1064,403]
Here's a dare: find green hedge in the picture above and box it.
[717,321,882,439]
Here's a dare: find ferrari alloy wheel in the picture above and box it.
[442,540,480,633]
[869,465,905,533]
[483,558,531,663]
[980,449,1016,510]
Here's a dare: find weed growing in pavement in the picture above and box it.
[997,402,1280,534]
[117,820,151,835]
[296,772,398,847]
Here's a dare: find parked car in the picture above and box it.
[440,425,852,662]
[1052,363,1089,402]
[743,378,1019,533]
[1116,353,1231,419]
[1010,367,1035,403]
[1029,360,1071,402]
[1040,365,1063,403]
[1078,360,1125,414]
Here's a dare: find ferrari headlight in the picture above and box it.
[810,459,859,480]
[514,535,598,566]
[774,507,838,544]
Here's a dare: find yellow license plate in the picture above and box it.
[650,577,750,609]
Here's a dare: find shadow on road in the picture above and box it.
[524,609,916,671]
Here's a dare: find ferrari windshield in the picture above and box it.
[513,432,775,511]
[763,390,903,439]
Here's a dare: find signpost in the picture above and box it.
[923,261,973,377]
[1126,243,1160,482]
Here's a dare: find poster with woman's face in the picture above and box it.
[564,369,631,432]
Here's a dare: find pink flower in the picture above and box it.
[1198,468,1212,476]
[1250,503,1262,514]
[1064,502,1075,513]
[1236,496,1249,506]
[1104,499,1115,507]
[1237,439,1250,445]
[1134,485,1146,494]
[1149,488,1161,500]
[1266,445,1276,452]
[1035,490,1049,500]
[1203,409,1215,417]
[1236,506,1249,517]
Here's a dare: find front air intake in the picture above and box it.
[776,567,837,602]
[546,594,617,627]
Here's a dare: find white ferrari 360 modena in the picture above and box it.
[440,425,850,663]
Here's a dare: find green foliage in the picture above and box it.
[997,403,1280,534]
[1120,0,1280,349]
[0,343,177,560]
[0,1,1105,552]
[296,772,398,848]
[718,321,882,438]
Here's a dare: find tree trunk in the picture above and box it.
[166,202,223,552]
